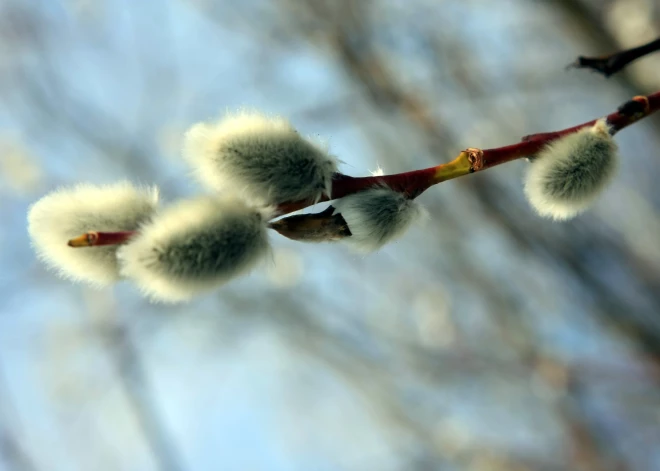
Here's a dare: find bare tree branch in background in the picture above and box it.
[0,433,38,471]
[569,37,660,77]
[102,322,186,471]
[0,362,38,471]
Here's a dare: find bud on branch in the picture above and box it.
[269,207,351,243]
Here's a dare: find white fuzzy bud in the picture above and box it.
[183,111,338,205]
[524,119,619,220]
[27,181,159,286]
[117,197,272,303]
[334,188,425,252]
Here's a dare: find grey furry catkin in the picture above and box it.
[117,197,272,303]
[524,119,619,220]
[183,111,338,205]
[27,181,159,286]
[334,187,425,252]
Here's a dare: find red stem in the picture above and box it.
[277,167,438,214]
[67,230,136,247]
[482,93,660,170]
[280,92,660,213]
[71,91,660,247]
[95,231,136,245]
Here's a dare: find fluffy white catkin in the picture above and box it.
[334,188,425,252]
[27,181,159,286]
[524,119,619,220]
[183,111,338,205]
[117,197,272,303]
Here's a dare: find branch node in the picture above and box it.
[465,147,484,172]
[632,95,650,114]
[617,95,650,123]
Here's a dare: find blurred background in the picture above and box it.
[1,0,660,470]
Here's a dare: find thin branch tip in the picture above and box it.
[67,230,136,247]
[68,232,98,247]
[568,37,660,77]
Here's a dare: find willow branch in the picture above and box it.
[67,91,660,247]
[569,37,660,77]
[280,92,660,212]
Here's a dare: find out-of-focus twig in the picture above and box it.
[0,432,38,471]
[0,360,38,471]
[104,322,186,471]
[568,38,660,77]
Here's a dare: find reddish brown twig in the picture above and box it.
[280,92,660,211]
[67,230,137,247]
[67,91,660,247]
[569,37,660,77]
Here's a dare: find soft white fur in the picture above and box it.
[334,188,425,252]
[182,111,337,205]
[27,181,159,286]
[524,119,619,220]
[117,197,272,303]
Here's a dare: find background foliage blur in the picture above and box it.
[2,0,660,470]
